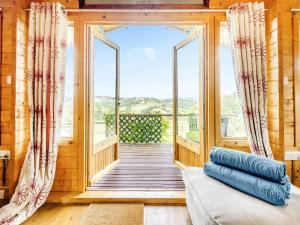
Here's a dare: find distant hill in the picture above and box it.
[85,96,199,116]
[62,94,245,138]
[119,97,197,114]
[62,96,198,122]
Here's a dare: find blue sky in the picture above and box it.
[220,46,236,97]
[65,25,236,99]
[107,25,186,98]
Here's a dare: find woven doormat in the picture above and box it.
[80,204,144,225]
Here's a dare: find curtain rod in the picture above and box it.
[24,8,269,13]
[291,9,300,12]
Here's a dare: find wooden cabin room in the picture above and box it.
[0,0,300,224]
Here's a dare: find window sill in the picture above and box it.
[216,138,249,149]
[59,138,75,146]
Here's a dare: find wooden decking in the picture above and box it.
[90,144,185,190]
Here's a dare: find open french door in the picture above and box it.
[173,26,206,167]
[87,25,120,186]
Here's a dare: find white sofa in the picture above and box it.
[182,167,300,225]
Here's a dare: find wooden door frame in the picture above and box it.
[73,12,217,192]
[0,10,2,144]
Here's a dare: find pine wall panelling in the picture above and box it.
[0,0,30,197]
[0,0,17,197]
[280,0,300,186]
[1,0,300,199]
[266,5,283,161]
[14,2,30,192]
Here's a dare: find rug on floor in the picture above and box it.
[80,203,144,225]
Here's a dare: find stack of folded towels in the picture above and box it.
[204,147,291,206]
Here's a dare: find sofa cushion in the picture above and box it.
[183,167,300,225]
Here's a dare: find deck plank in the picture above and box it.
[90,144,185,190]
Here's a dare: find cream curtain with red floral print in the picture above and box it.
[226,2,273,158]
[0,2,67,224]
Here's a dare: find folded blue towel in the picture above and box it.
[210,147,288,184]
[204,162,291,206]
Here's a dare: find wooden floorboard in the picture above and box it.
[144,206,192,225]
[23,204,192,225]
[90,144,185,190]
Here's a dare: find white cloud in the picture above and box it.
[141,47,157,61]
[125,47,158,61]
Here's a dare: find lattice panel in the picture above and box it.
[105,114,163,143]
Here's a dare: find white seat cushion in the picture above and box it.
[183,167,300,225]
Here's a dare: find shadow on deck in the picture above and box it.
[89,144,185,190]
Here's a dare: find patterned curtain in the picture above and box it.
[226,2,273,158]
[0,3,67,224]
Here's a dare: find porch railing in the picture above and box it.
[60,113,245,143]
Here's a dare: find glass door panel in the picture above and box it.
[87,25,120,185]
[173,26,205,166]
[93,38,117,144]
[177,39,200,142]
